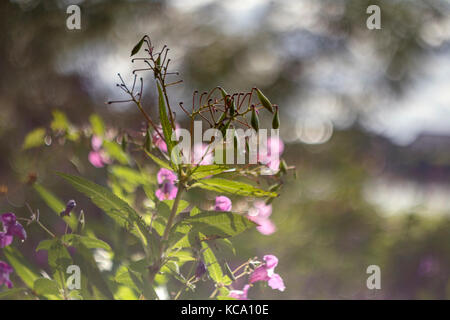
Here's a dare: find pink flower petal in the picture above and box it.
[91,135,103,151]
[268,273,285,292]
[89,151,105,168]
[229,284,250,300]
[249,266,270,283]
[157,168,177,184]
[263,255,279,270]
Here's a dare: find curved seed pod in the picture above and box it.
[250,105,259,131]
[131,36,145,56]
[256,88,274,113]
[121,134,128,152]
[144,129,151,152]
[219,87,236,117]
[272,105,280,129]
[279,158,288,174]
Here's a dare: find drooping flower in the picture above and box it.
[1,212,26,246]
[155,168,178,201]
[215,196,232,212]
[88,135,110,168]
[0,261,13,289]
[247,201,276,235]
[249,255,285,292]
[60,200,76,217]
[258,137,284,172]
[229,284,250,300]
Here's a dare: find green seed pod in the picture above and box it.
[121,134,128,152]
[272,105,280,129]
[219,87,235,117]
[255,88,273,113]
[224,262,236,281]
[250,105,259,131]
[144,129,151,152]
[279,158,288,174]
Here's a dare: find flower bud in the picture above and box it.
[144,129,151,152]
[195,260,207,279]
[272,105,280,129]
[250,105,259,131]
[219,87,236,117]
[279,158,287,174]
[121,134,128,152]
[255,88,273,113]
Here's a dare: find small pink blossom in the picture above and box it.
[155,168,178,201]
[88,136,110,168]
[247,201,276,235]
[0,261,13,289]
[152,124,181,154]
[215,196,232,212]
[229,284,250,300]
[152,126,167,153]
[249,255,285,292]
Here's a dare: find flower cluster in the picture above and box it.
[229,255,285,300]
[0,212,27,288]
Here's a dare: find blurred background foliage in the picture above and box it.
[1,0,450,299]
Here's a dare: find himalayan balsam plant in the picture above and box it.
[0,35,293,300]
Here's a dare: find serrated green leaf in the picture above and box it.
[201,240,223,283]
[193,178,277,198]
[61,234,111,252]
[185,211,256,238]
[189,164,231,180]
[23,128,46,150]
[57,172,156,257]
[157,81,174,157]
[33,278,61,297]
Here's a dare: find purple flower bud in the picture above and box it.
[0,260,13,289]
[60,200,76,217]
[195,260,207,279]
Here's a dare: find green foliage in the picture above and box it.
[193,178,277,198]
[22,128,46,150]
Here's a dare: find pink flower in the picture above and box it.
[152,126,167,153]
[0,261,13,289]
[89,135,110,168]
[155,168,178,201]
[215,196,232,212]
[1,213,26,247]
[229,284,250,300]
[258,137,284,172]
[249,255,285,292]
[152,124,180,154]
[192,143,213,165]
[247,201,276,235]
